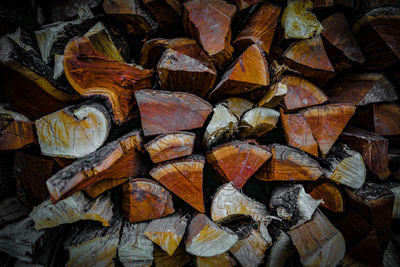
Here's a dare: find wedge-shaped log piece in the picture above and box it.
[280,110,318,157]
[233,2,281,53]
[288,211,345,267]
[150,155,205,212]
[0,106,37,150]
[63,36,153,125]
[118,221,154,265]
[36,102,111,158]
[103,0,157,35]
[154,247,192,267]
[85,178,129,198]
[145,132,196,163]
[238,107,279,138]
[0,196,30,227]
[281,0,323,39]
[46,129,148,202]
[301,104,356,157]
[319,144,366,189]
[135,90,212,136]
[211,183,269,223]
[257,80,287,108]
[282,35,335,86]
[305,180,345,213]
[206,141,271,189]
[255,144,322,181]
[266,230,296,267]
[270,184,322,229]
[203,104,238,149]
[144,213,188,256]
[185,213,239,257]
[196,252,236,267]
[326,73,398,106]
[64,215,122,267]
[30,191,113,229]
[208,44,269,100]
[122,178,175,223]
[143,0,182,35]
[217,97,254,119]
[183,0,236,71]
[352,7,400,70]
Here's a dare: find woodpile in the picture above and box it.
[0,0,399,266]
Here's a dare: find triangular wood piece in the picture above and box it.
[301,104,356,157]
[217,97,254,119]
[305,180,345,213]
[238,107,280,138]
[150,155,205,212]
[206,140,271,188]
[135,90,212,136]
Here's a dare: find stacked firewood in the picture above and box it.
[0,0,400,266]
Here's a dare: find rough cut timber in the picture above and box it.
[185,213,239,257]
[282,35,335,86]
[0,106,37,150]
[135,90,212,136]
[234,0,263,10]
[217,97,254,119]
[281,0,323,39]
[63,36,153,125]
[196,252,236,267]
[233,2,281,54]
[35,101,111,158]
[122,178,175,223]
[64,215,122,267]
[0,196,29,227]
[326,73,398,106]
[255,144,323,181]
[143,0,182,35]
[257,82,287,110]
[30,191,113,229]
[84,177,129,198]
[208,44,269,100]
[206,140,271,189]
[154,247,192,267]
[102,0,158,36]
[385,182,400,218]
[150,155,205,212]
[280,110,318,157]
[144,213,188,256]
[118,221,154,265]
[183,0,237,71]
[46,129,148,202]
[211,183,269,223]
[266,230,296,267]
[270,184,322,229]
[238,107,280,138]
[305,180,345,213]
[352,7,400,70]
[301,104,356,157]
[319,144,366,189]
[288,210,346,267]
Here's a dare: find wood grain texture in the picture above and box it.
[143,0,182,35]
[196,252,236,267]
[84,178,128,198]
[234,0,263,10]
[154,247,192,267]
[266,230,296,267]
[238,107,279,138]
[257,80,287,108]
[305,180,345,212]
[217,97,254,119]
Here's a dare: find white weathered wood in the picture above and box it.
[238,107,279,138]
[258,81,288,108]
[217,97,254,119]
[386,182,400,218]
[0,196,30,227]
[266,230,296,267]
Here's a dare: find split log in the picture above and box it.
[281,0,323,39]
[35,101,111,158]
[255,144,323,181]
[0,196,29,227]
[149,155,205,212]
[185,213,239,257]
[233,2,281,54]
[143,0,182,35]
[208,44,269,100]
[282,35,335,86]
[144,213,188,256]
[217,97,254,119]
[270,184,322,229]
[63,36,153,125]
[280,110,318,157]
[118,221,154,265]
[385,182,400,218]
[234,0,263,10]
[326,73,398,106]
[319,143,366,189]
[305,180,345,212]
[30,191,113,229]
[102,0,158,36]
[145,132,195,163]
[266,230,296,267]
[352,7,400,70]
[122,178,175,223]
[206,141,271,188]
[183,0,237,71]
[135,90,212,136]
[196,253,236,267]
[389,149,400,181]
[257,80,287,108]
[0,106,37,150]
[139,38,170,68]
[13,152,53,207]
[301,104,356,157]
[64,215,122,267]
[238,107,279,138]
[154,247,192,267]
[84,178,128,198]
[288,210,345,267]
[46,129,148,202]
[210,183,269,223]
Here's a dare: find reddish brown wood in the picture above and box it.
[234,0,263,10]
[135,90,212,136]
[143,0,182,35]
[305,180,345,213]
[140,38,170,69]
[85,178,128,198]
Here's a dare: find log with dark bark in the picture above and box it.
[0,196,29,227]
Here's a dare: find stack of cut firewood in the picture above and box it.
[1,0,400,266]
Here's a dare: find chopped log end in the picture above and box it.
[266,230,296,267]
[305,180,345,212]
[238,107,279,138]
[217,97,254,119]
[84,178,128,198]
[196,252,236,267]
[154,247,192,267]
[143,0,182,35]
[139,38,170,68]
[258,80,287,108]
